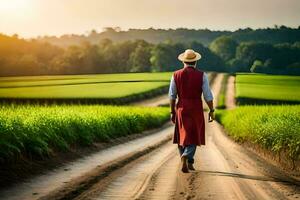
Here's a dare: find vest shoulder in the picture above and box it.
[195,69,204,74]
[174,68,185,73]
[173,68,204,76]
[173,68,185,76]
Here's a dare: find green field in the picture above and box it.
[0,72,175,162]
[0,72,172,104]
[236,74,300,105]
[0,104,169,162]
[0,72,172,87]
[216,105,300,164]
[0,82,169,99]
[217,74,229,109]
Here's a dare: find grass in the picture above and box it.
[0,72,173,104]
[236,73,300,105]
[216,105,300,166]
[217,74,229,109]
[0,72,172,87]
[0,82,168,99]
[0,104,170,162]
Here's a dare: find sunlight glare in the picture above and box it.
[0,0,32,15]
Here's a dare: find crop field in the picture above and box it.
[216,105,300,165]
[0,72,172,104]
[236,74,300,105]
[0,82,168,98]
[0,72,173,87]
[217,74,228,109]
[0,104,169,162]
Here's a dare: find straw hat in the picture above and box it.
[178,49,202,62]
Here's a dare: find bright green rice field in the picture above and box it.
[0,104,169,162]
[236,74,300,105]
[0,72,172,99]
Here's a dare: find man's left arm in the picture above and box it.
[169,75,177,123]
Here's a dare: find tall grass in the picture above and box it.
[0,104,169,162]
[216,105,300,165]
[217,74,229,109]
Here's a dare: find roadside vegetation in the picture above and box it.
[216,74,229,109]
[0,105,169,163]
[216,73,300,169]
[216,105,300,167]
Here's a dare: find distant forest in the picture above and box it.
[0,26,300,76]
[38,26,300,47]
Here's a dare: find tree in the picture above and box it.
[250,60,264,73]
[62,45,84,74]
[150,41,185,72]
[190,41,225,72]
[235,42,275,68]
[128,43,152,72]
[209,36,238,61]
[150,43,173,72]
[99,38,113,49]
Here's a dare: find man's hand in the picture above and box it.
[206,100,215,122]
[208,111,215,122]
[171,112,176,124]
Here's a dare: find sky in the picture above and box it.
[0,0,300,38]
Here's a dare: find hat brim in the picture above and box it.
[178,52,202,62]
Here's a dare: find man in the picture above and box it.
[169,49,215,173]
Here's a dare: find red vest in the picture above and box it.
[173,66,205,146]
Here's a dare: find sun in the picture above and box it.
[0,0,31,15]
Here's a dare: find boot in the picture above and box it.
[181,156,189,173]
[187,163,195,170]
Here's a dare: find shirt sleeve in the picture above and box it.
[168,75,177,100]
[202,72,213,102]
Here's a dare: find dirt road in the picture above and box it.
[131,94,169,107]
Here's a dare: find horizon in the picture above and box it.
[0,0,300,38]
[1,25,300,40]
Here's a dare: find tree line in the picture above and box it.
[210,36,300,74]
[38,26,300,47]
[0,32,300,76]
[0,34,223,76]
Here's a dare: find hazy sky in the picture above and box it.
[0,0,300,38]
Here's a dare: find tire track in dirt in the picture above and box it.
[72,143,178,200]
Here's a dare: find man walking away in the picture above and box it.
[169,49,215,173]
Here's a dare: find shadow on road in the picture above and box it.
[195,170,300,186]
